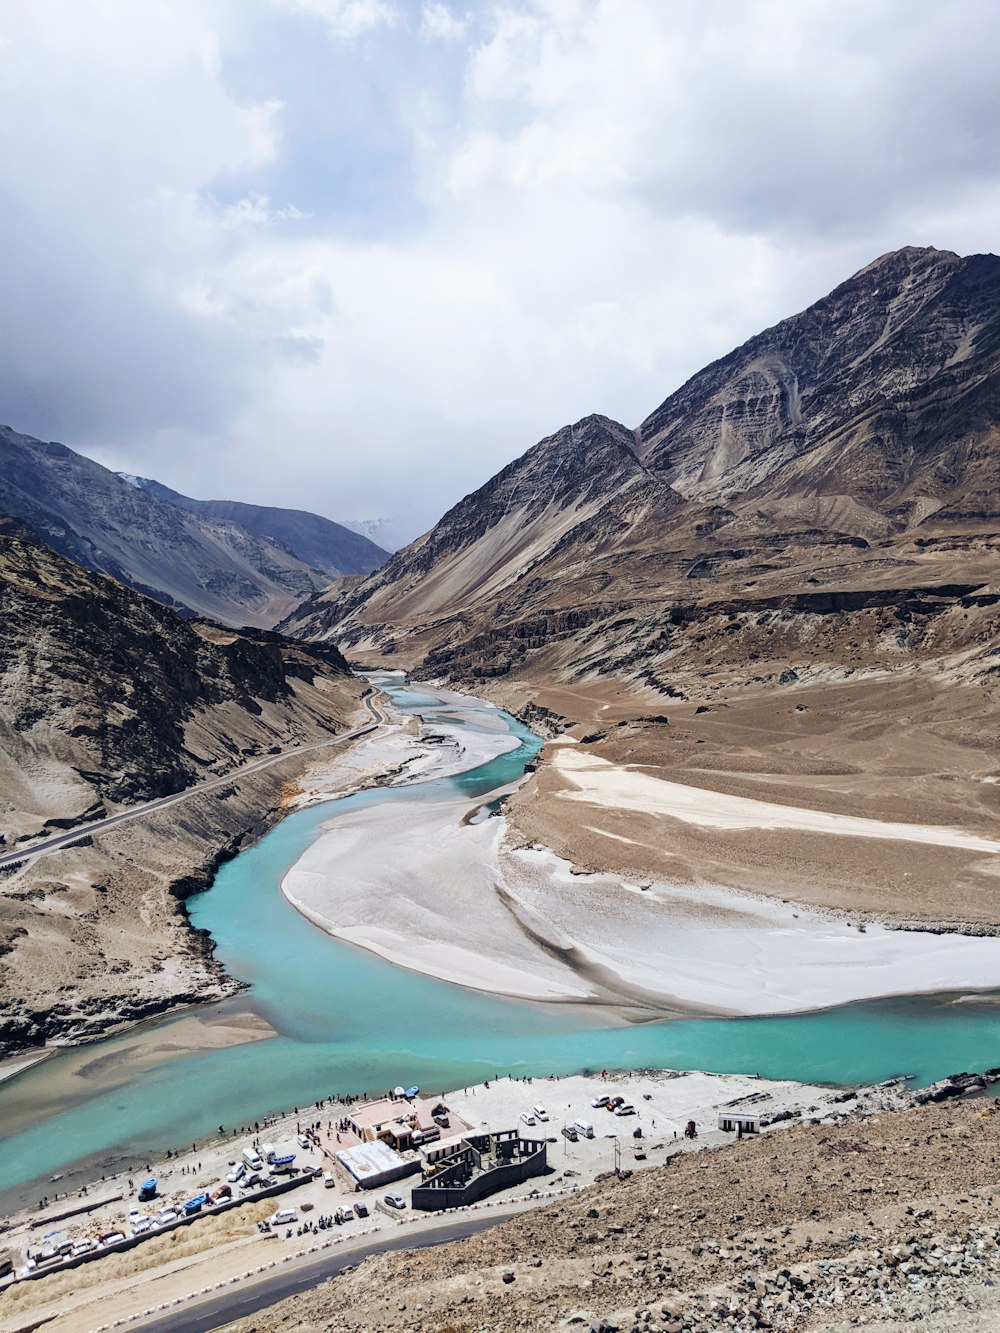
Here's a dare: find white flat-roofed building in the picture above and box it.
[335,1141,420,1190]
[718,1112,760,1135]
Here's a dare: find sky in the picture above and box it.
[1,0,998,543]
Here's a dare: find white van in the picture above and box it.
[242,1148,265,1172]
[227,1162,246,1183]
[572,1119,595,1139]
[270,1208,298,1226]
[323,1171,335,1189]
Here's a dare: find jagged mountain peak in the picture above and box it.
[281,244,1000,690]
[637,245,1000,507]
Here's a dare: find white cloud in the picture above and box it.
[275,0,396,39]
[420,3,468,41]
[1,0,998,539]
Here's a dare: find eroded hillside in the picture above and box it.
[0,519,365,1050]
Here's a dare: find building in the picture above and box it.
[346,1095,457,1150]
[334,1141,420,1191]
[718,1112,760,1135]
[411,1129,548,1212]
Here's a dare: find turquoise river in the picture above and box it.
[1,679,999,1207]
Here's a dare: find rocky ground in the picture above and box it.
[489,668,1000,931]
[0,522,366,1054]
[223,1090,1000,1333]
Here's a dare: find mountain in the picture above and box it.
[0,424,358,628]
[282,246,1000,691]
[119,474,390,574]
[0,516,363,1050]
[338,516,405,552]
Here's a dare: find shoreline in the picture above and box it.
[4,1059,995,1332]
[279,689,1000,1019]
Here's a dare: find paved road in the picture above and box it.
[0,693,388,871]
[133,1211,508,1333]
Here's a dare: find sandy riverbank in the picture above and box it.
[0,1007,277,1141]
[281,746,1000,1017]
[287,691,520,810]
[549,743,1000,851]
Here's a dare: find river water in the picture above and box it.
[2,679,999,1204]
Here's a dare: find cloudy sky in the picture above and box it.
[2,0,997,542]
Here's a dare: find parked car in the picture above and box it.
[335,1206,354,1223]
[227,1162,246,1183]
[383,1193,406,1210]
[323,1171,335,1188]
[100,1232,126,1248]
[130,1217,154,1235]
[72,1239,96,1255]
[613,1103,636,1117]
[297,1133,311,1149]
[270,1208,298,1227]
[561,1125,579,1142]
[607,1096,625,1109]
[157,1208,178,1226]
[355,1200,369,1217]
[532,1105,549,1121]
[519,1110,536,1125]
[591,1093,611,1108]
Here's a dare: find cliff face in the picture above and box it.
[638,246,1000,524]
[283,247,1000,691]
[0,521,363,1050]
[0,426,354,628]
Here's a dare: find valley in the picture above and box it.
[2,244,1000,1332]
[287,246,1000,933]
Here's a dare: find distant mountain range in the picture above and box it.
[337,516,405,553]
[119,473,390,579]
[0,424,388,629]
[282,245,1000,693]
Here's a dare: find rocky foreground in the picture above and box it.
[226,1088,1000,1333]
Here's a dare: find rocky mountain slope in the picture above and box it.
[0,425,354,627]
[0,518,364,1050]
[119,474,389,577]
[283,246,1000,693]
[279,246,1000,930]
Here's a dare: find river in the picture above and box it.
[1,677,999,1208]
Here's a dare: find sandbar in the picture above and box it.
[281,779,1000,1017]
